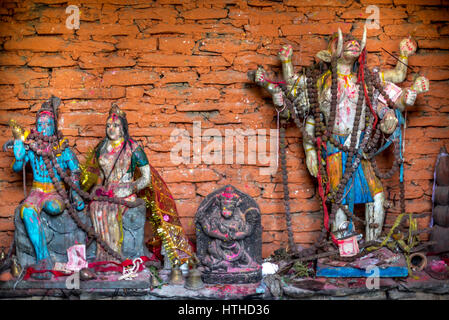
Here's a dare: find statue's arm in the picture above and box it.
[302,116,318,178]
[12,140,29,172]
[279,44,297,87]
[132,145,151,192]
[232,221,252,240]
[135,164,151,192]
[394,76,430,112]
[255,66,283,107]
[64,147,85,210]
[378,37,416,84]
[201,219,229,241]
[65,147,81,185]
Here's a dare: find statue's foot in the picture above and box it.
[30,259,54,280]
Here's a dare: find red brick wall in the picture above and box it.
[0,0,448,258]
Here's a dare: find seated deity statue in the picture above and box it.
[87,104,151,262]
[9,96,85,278]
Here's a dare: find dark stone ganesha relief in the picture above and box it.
[195,185,262,284]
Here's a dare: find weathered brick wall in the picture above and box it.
[0,0,448,258]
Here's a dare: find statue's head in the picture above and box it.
[36,114,55,137]
[316,26,367,64]
[36,96,60,136]
[106,103,129,142]
[219,186,240,219]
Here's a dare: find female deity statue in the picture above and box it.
[81,103,194,266]
[88,104,151,261]
[255,27,429,243]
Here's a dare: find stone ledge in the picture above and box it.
[1,271,448,300]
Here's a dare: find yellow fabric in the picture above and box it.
[361,160,384,196]
[367,212,420,279]
[32,181,64,193]
[367,213,405,252]
[80,148,99,192]
[327,151,343,192]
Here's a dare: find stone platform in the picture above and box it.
[1,269,449,300]
[0,269,151,291]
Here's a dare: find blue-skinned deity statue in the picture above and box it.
[10,96,84,275]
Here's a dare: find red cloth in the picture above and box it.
[23,255,159,280]
[316,137,337,245]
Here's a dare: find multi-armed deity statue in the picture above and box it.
[255,26,429,244]
[9,96,85,278]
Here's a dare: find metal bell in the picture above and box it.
[184,266,204,291]
[151,273,160,287]
[11,256,22,278]
[169,265,184,285]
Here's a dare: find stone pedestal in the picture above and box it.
[14,206,93,267]
[14,203,148,267]
[121,204,148,260]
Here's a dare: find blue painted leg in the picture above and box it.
[22,207,49,262]
[43,199,64,216]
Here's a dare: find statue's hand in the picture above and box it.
[380,110,398,134]
[399,37,417,57]
[113,182,135,198]
[13,139,26,161]
[273,87,284,107]
[412,76,429,94]
[278,44,293,62]
[255,66,266,85]
[72,190,85,211]
[403,88,417,106]
[305,150,318,178]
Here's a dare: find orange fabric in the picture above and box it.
[361,159,384,196]
[328,151,343,192]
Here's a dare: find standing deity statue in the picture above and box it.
[9,96,85,277]
[255,27,429,243]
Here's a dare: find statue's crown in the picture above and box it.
[109,103,126,119]
[219,186,239,203]
[37,95,61,119]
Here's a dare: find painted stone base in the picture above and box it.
[316,247,409,278]
[202,269,262,284]
[14,206,93,267]
[14,203,147,267]
[316,265,409,277]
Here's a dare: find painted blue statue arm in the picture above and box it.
[12,140,29,172]
[64,147,85,211]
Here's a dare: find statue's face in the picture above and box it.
[37,115,55,137]
[341,39,361,62]
[221,199,236,219]
[106,116,123,142]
